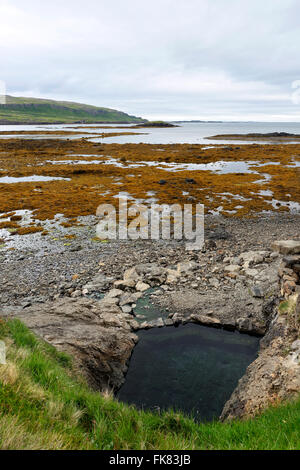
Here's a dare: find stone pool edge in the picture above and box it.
[2,240,300,421]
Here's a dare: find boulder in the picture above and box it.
[135,281,150,292]
[189,314,221,327]
[3,297,138,391]
[238,251,268,267]
[124,267,141,282]
[114,279,136,289]
[272,240,300,255]
[166,268,180,284]
[105,288,123,298]
[82,273,114,293]
[121,305,133,314]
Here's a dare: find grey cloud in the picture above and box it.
[1,0,300,120]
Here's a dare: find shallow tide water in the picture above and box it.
[1,121,300,144]
[117,323,259,422]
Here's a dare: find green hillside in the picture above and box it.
[0,318,299,450]
[0,96,144,124]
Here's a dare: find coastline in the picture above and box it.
[0,133,299,439]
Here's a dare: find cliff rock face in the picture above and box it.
[221,243,300,420]
[220,300,300,420]
[5,297,139,390]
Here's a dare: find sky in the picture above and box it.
[1,0,300,121]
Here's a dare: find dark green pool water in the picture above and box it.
[117,324,260,421]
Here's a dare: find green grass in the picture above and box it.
[0,95,144,124]
[0,318,299,450]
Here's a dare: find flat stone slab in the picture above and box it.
[272,240,300,255]
[2,297,138,391]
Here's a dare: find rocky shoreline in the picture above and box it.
[1,215,299,420]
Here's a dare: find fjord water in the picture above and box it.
[1,121,300,144]
[117,324,260,421]
[90,121,300,144]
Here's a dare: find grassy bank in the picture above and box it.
[0,96,143,124]
[0,318,299,450]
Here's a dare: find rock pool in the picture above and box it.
[117,323,259,421]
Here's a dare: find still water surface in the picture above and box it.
[118,323,259,421]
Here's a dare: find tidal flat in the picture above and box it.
[0,134,299,236]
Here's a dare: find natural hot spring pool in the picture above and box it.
[117,323,260,421]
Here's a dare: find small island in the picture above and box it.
[133,120,179,128]
[206,132,300,142]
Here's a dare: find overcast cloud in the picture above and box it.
[1,0,300,121]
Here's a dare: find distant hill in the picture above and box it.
[0,95,145,124]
